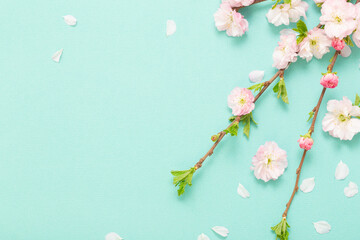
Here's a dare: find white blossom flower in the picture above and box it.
[288,0,309,22]
[319,0,357,39]
[298,28,332,62]
[272,30,298,69]
[353,3,360,48]
[266,4,291,26]
[322,97,360,140]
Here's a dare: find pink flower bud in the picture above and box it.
[331,38,345,51]
[298,137,314,150]
[320,73,338,89]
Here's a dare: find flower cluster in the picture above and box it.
[266,0,309,27]
[271,0,360,70]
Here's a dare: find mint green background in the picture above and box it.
[0,0,359,239]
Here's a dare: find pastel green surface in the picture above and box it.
[0,0,359,239]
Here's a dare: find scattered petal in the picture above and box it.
[313,221,331,234]
[197,233,210,240]
[249,70,265,83]
[212,226,229,237]
[166,20,176,36]
[344,181,358,198]
[52,49,63,63]
[237,183,250,198]
[300,177,315,193]
[105,232,123,240]
[63,15,77,26]
[340,44,351,58]
[335,160,349,180]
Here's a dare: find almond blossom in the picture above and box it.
[353,3,360,48]
[319,0,357,39]
[223,0,255,7]
[251,141,288,182]
[320,73,338,88]
[298,28,332,62]
[322,97,360,140]
[227,87,255,116]
[266,0,308,27]
[272,30,298,69]
[214,2,249,37]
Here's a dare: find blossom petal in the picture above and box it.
[237,183,250,198]
[340,44,351,58]
[212,226,229,237]
[63,15,77,26]
[105,232,123,240]
[52,49,63,63]
[313,221,331,234]
[166,20,176,36]
[197,233,210,240]
[300,177,315,193]
[344,181,358,198]
[249,70,265,83]
[335,160,349,180]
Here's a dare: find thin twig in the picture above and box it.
[194,69,283,170]
[282,51,340,218]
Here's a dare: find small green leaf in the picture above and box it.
[274,78,289,104]
[229,116,236,122]
[271,218,290,240]
[171,167,196,196]
[344,36,354,47]
[283,0,291,4]
[307,111,314,122]
[224,122,239,136]
[296,20,308,34]
[240,113,257,138]
[355,94,360,106]
[296,35,306,45]
[248,82,264,94]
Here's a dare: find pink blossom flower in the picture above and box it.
[319,0,357,39]
[251,142,288,182]
[320,73,339,88]
[298,136,314,150]
[331,38,345,51]
[266,4,291,26]
[227,87,255,116]
[223,0,255,7]
[214,2,249,37]
[273,30,298,69]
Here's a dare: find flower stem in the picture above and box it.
[194,69,283,170]
[282,51,340,218]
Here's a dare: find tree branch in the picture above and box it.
[282,50,340,218]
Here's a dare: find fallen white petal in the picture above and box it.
[313,221,331,234]
[300,177,315,193]
[340,45,351,58]
[105,232,123,240]
[249,70,264,83]
[52,49,63,63]
[212,226,229,237]
[166,20,176,36]
[344,181,358,198]
[63,15,77,26]
[197,233,210,240]
[335,160,349,180]
[237,183,250,198]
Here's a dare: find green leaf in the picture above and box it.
[229,116,236,122]
[171,167,196,196]
[248,82,264,94]
[296,20,308,34]
[240,113,257,138]
[224,122,239,136]
[273,79,289,104]
[271,218,290,240]
[355,94,360,106]
[283,0,291,3]
[296,34,306,45]
[307,111,314,122]
[344,36,354,47]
